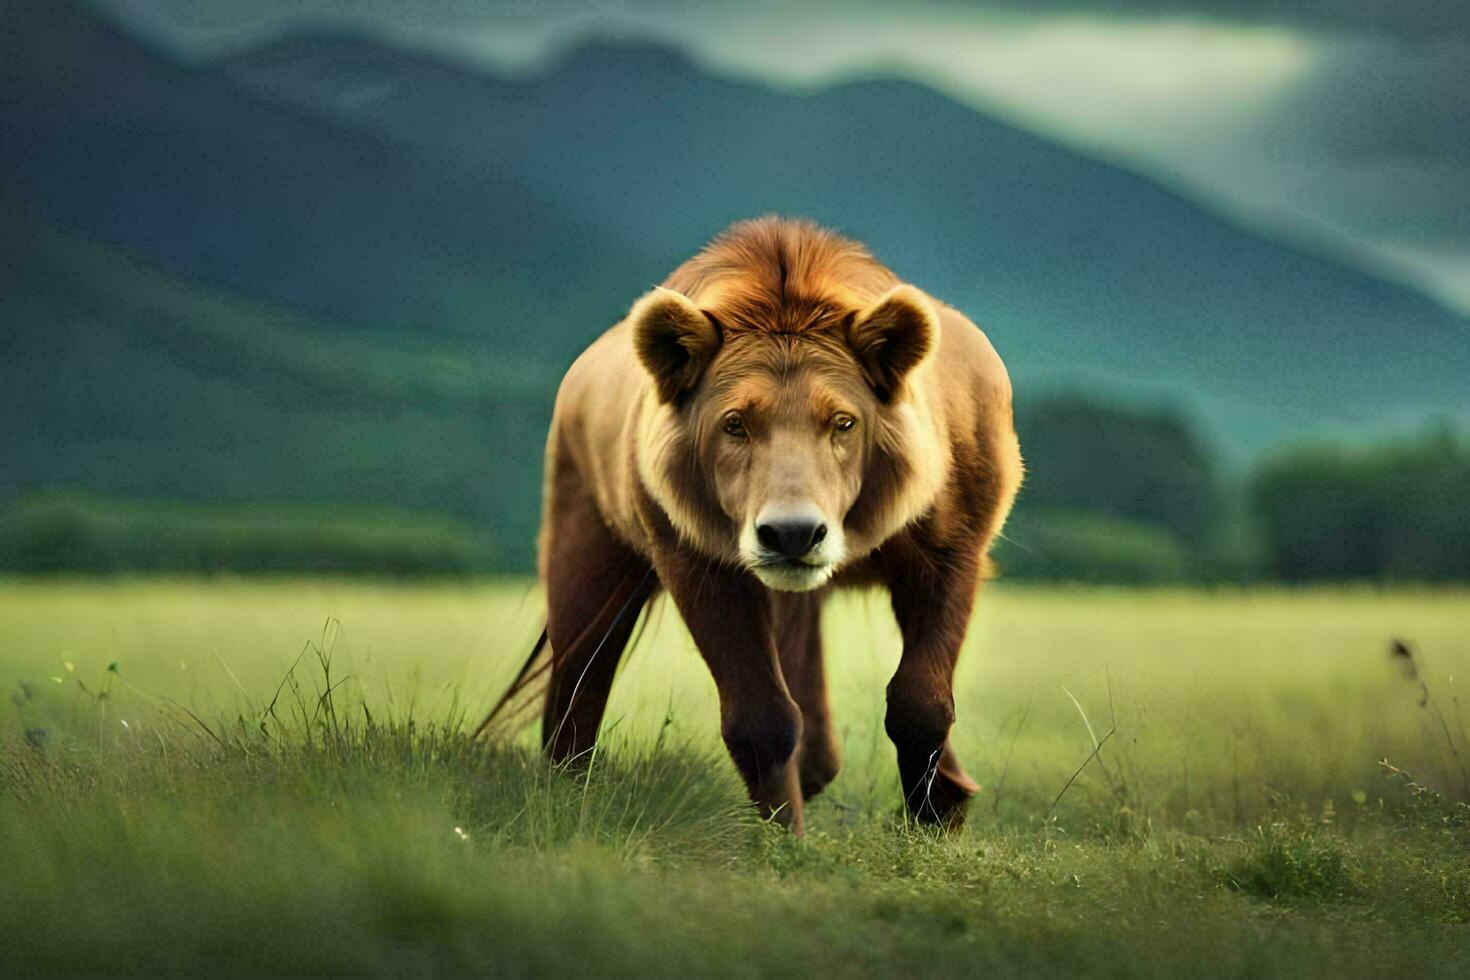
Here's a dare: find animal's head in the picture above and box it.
[631,281,940,591]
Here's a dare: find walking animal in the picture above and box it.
[481,217,1022,833]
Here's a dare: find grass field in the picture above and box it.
[2,580,1468,976]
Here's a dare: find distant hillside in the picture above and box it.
[0,4,640,361]
[2,4,1468,575]
[216,34,1470,449]
[0,197,549,567]
[5,9,1466,459]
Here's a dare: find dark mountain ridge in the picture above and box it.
[7,9,1464,453]
[2,7,1467,573]
[220,30,1466,450]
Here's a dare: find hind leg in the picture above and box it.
[773,591,841,799]
[542,492,654,763]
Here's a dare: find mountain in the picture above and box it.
[0,4,640,360]
[214,33,1469,450]
[0,195,551,567]
[2,6,1467,571]
[7,9,1467,457]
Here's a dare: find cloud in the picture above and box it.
[970,1,1470,38]
[91,1,1470,44]
[660,12,1319,147]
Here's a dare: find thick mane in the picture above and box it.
[663,216,898,335]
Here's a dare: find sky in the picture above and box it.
[92,0,1470,317]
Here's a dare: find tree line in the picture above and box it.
[999,396,1469,583]
[1,395,1464,582]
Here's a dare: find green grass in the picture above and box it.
[3,581,1469,976]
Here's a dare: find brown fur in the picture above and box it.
[509,217,1021,832]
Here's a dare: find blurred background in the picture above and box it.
[2,0,1467,582]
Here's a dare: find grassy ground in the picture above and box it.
[2,580,1468,976]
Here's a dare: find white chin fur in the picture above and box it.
[739,512,844,591]
[751,561,835,592]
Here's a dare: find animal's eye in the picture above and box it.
[833,414,857,432]
[722,414,747,438]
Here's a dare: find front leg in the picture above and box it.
[654,548,805,833]
[772,591,841,800]
[882,535,984,826]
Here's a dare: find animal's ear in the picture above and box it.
[630,287,722,404]
[847,284,939,400]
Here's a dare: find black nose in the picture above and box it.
[756,519,827,559]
